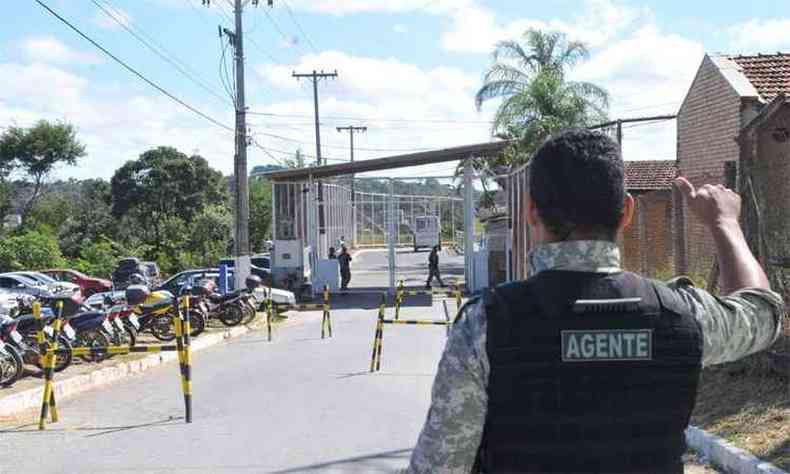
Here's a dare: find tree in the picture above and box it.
[110,147,227,258]
[475,29,609,166]
[0,120,85,223]
[0,228,65,271]
[249,178,272,252]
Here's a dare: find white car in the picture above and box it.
[0,288,28,316]
[6,272,81,297]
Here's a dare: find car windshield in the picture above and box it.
[21,272,57,284]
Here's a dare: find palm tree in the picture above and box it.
[476,29,609,164]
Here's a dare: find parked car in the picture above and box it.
[7,271,81,297]
[218,257,271,286]
[42,268,112,297]
[0,273,55,298]
[112,258,161,289]
[159,268,294,308]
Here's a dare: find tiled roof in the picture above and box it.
[624,160,677,191]
[729,53,790,101]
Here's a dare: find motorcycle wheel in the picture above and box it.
[77,330,111,363]
[219,304,244,327]
[186,310,206,338]
[125,325,138,347]
[150,314,176,342]
[242,299,256,324]
[25,334,73,373]
[0,344,24,387]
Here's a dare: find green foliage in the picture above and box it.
[249,179,272,252]
[0,228,65,271]
[184,204,232,268]
[70,239,122,279]
[0,120,85,222]
[474,29,609,171]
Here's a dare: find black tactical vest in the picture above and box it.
[477,271,703,474]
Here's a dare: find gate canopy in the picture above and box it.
[261,140,511,182]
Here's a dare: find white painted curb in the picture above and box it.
[686,425,788,474]
[0,325,249,418]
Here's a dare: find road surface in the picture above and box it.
[0,249,718,473]
[349,248,464,289]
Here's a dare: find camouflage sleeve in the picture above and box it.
[667,277,785,366]
[407,299,490,474]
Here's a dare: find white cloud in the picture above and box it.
[283,0,470,16]
[252,51,495,176]
[727,19,790,53]
[92,5,133,30]
[0,60,235,180]
[393,24,409,34]
[20,37,102,65]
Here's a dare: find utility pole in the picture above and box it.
[293,70,337,256]
[211,0,271,283]
[337,125,366,247]
[293,70,338,166]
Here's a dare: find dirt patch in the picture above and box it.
[691,362,790,470]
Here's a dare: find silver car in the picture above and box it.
[7,272,81,297]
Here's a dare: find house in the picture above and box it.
[676,53,790,274]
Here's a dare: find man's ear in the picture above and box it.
[618,193,635,232]
[527,197,539,227]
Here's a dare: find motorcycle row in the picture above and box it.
[0,274,265,387]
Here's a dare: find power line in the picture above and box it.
[35,0,233,132]
[263,7,308,57]
[281,0,319,54]
[252,129,433,153]
[92,0,231,106]
[247,111,495,124]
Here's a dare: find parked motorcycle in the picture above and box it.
[131,288,205,341]
[205,275,262,327]
[0,316,24,386]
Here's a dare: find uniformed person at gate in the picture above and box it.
[407,129,784,473]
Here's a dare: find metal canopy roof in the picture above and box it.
[261,140,511,182]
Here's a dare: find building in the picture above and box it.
[676,52,790,274]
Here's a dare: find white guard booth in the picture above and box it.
[313,259,340,292]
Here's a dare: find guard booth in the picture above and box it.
[263,141,511,298]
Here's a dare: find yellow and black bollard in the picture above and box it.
[369,294,386,372]
[395,280,404,320]
[442,299,451,336]
[37,301,63,429]
[173,297,192,424]
[321,285,332,339]
[455,286,463,313]
[266,292,273,342]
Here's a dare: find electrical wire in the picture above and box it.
[92,0,231,106]
[281,0,319,54]
[251,129,433,153]
[34,0,233,132]
[262,7,308,57]
[247,111,495,124]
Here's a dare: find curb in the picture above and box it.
[0,324,250,418]
[686,425,788,474]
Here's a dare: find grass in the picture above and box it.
[691,362,790,469]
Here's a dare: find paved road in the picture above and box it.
[350,248,464,289]
[0,249,718,473]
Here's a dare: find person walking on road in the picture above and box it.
[408,129,784,474]
[338,245,352,291]
[425,245,444,289]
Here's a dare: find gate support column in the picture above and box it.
[464,158,475,291]
[388,178,396,295]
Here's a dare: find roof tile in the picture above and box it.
[624,160,677,191]
[729,53,790,101]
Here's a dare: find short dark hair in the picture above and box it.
[528,129,625,239]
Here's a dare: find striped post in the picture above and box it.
[375,294,385,372]
[455,286,463,313]
[382,319,449,325]
[322,285,332,339]
[369,294,385,372]
[173,302,188,423]
[395,280,404,320]
[181,296,193,423]
[37,301,64,430]
[266,295,273,342]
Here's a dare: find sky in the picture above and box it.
[2,0,789,181]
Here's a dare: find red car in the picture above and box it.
[42,269,113,297]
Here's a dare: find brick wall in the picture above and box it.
[622,190,674,276]
[676,55,743,274]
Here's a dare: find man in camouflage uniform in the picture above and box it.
[407,129,784,473]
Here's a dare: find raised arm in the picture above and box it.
[674,177,769,295]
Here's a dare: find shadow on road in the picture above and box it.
[0,417,183,437]
[268,448,413,473]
